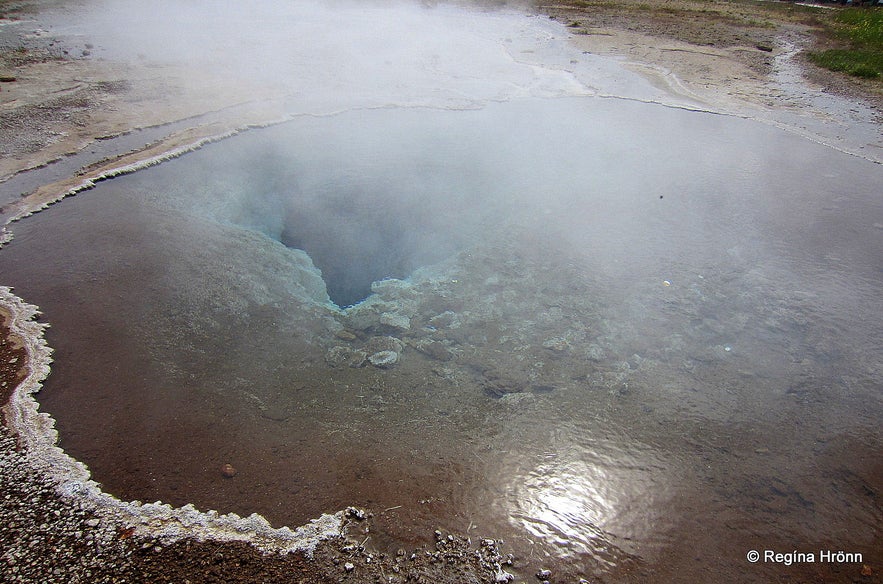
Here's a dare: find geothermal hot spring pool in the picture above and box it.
[1,4,882,582]
[2,96,882,581]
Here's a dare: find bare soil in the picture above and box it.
[537,0,882,115]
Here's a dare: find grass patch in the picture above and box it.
[809,49,883,78]
[834,6,883,47]
[808,7,883,79]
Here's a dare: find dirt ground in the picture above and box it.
[0,0,880,582]
[539,0,882,111]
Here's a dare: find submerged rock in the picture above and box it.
[325,346,352,367]
[335,329,357,341]
[481,371,526,398]
[585,343,605,362]
[365,336,404,355]
[379,311,411,331]
[368,350,398,368]
[326,345,368,368]
[341,298,398,332]
[415,340,453,362]
[428,310,461,329]
[542,337,570,352]
[371,278,411,298]
[347,350,368,368]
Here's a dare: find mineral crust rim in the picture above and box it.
[0,284,346,557]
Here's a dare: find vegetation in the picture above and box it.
[808,7,883,79]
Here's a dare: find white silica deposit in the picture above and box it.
[0,285,344,556]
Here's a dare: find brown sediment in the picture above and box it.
[0,285,515,582]
[0,284,342,555]
[0,310,29,416]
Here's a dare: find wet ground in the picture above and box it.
[0,95,880,582]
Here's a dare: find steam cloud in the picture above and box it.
[78,0,597,112]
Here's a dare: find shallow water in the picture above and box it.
[1,95,881,581]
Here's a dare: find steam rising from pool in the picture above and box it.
[80,0,578,107]
[71,0,704,115]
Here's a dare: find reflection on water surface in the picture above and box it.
[0,97,881,582]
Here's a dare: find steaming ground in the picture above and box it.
[1,0,883,583]
[73,0,591,108]
[70,0,882,160]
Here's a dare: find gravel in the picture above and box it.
[0,418,514,583]
[0,423,138,583]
